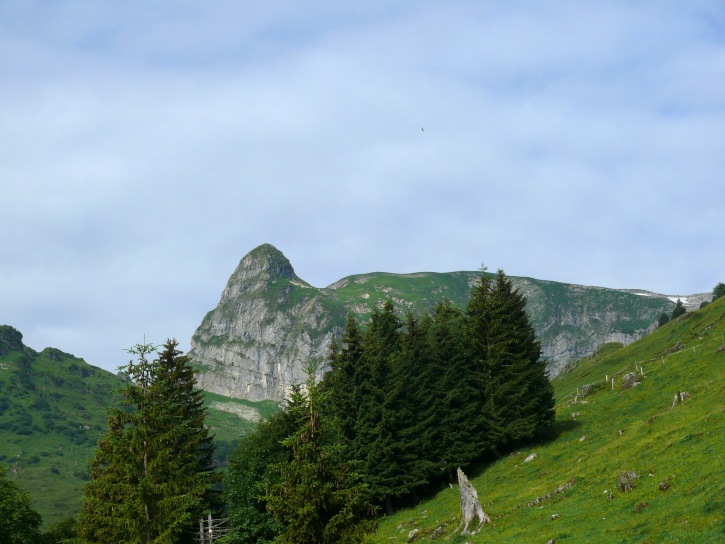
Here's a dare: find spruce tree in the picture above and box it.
[427,301,490,476]
[223,390,304,544]
[1,465,42,544]
[714,282,725,301]
[671,298,687,319]
[353,301,402,509]
[265,361,375,543]
[484,271,555,446]
[80,340,216,544]
[323,315,364,448]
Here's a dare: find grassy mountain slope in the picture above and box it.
[367,296,725,543]
[0,326,126,525]
[330,270,678,370]
[0,326,270,526]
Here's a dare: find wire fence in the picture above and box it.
[560,329,725,403]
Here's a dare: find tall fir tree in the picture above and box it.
[671,298,687,319]
[427,301,491,476]
[223,387,305,544]
[484,270,555,445]
[1,465,42,544]
[354,301,402,509]
[80,340,216,544]
[265,361,375,544]
[323,315,364,449]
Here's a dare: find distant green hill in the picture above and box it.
[0,325,125,525]
[0,325,271,527]
[368,296,725,543]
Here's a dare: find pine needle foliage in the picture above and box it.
[1,465,42,544]
[265,361,376,544]
[79,340,216,544]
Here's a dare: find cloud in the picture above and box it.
[0,1,723,371]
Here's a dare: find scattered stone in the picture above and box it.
[551,513,560,520]
[579,436,586,442]
[526,481,574,506]
[618,470,639,492]
[621,373,641,389]
[633,501,649,513]
[430,526,445,539]
[607,492,614,501]
[546,539,556,544]
[659,477,671,491]
[571,412,580,419]
[524,453,537,462]
[407,528,420,542]
[457,467,491,535]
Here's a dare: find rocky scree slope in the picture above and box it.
[190,244,706,402]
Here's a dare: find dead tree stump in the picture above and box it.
[457,467,491,534]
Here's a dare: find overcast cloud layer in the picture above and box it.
[1,1,723,372]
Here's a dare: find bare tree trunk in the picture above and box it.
[457,468,491,535]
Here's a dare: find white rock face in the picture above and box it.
[189,244,343,402]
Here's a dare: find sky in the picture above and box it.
[1,1,723,373]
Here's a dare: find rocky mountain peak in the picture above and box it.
[235,243,296,282]
[0,325,24,357]
[217,244,299,305]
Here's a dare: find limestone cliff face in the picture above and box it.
[190,244,700,402]
[189,244,345,401]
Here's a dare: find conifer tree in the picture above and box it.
[1,465,42,544]
[671,298,687,319]
[323,315,364,448]
[353,301,402,508]
[384,313,436,496]
[80,340,215,544]
[223,388,304,544]
[265,361,375,543]
[484,271,555,445]
[427,301,491,475]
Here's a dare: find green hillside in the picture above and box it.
[0,326,271,527]
[328,269,677,374]
[0,326,126,525]
[367,296,725,543]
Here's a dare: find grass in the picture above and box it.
[367,297,725,543]
[0,333,278,527]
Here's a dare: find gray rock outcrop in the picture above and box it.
[189,244,703,402]
[189,244,344,401]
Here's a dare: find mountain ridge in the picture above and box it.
[190,244,708,402]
